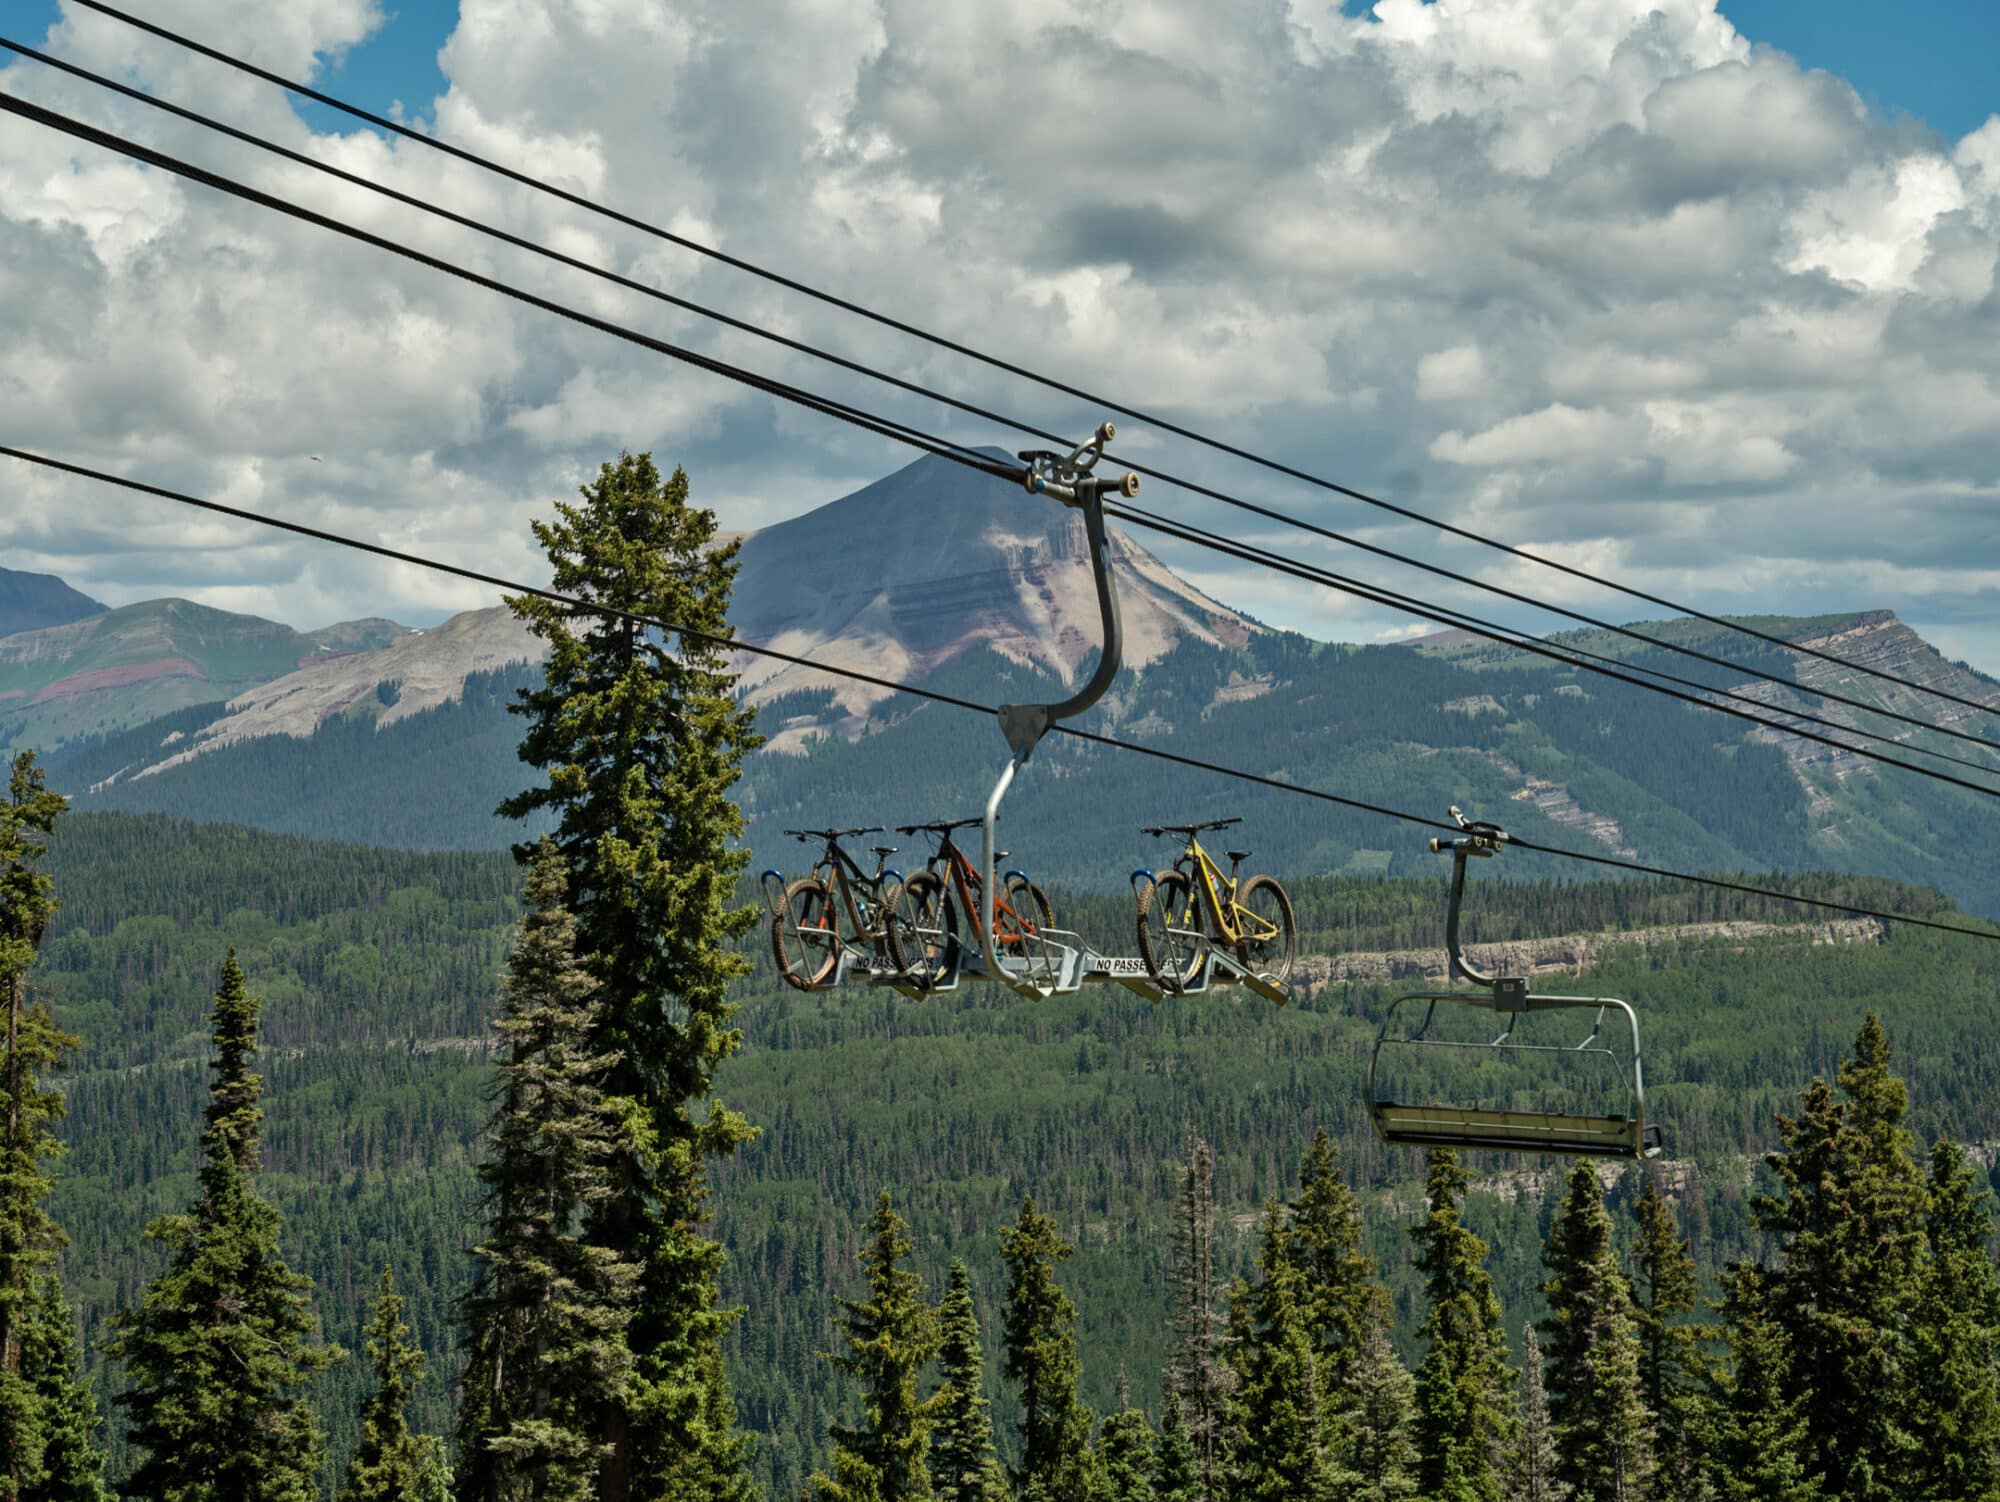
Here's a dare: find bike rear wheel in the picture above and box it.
[885,871,959,987]
[1234,874,1297,984]
[771,877,841,990]
[1136,870,1207,992]
[997,875,1056,946]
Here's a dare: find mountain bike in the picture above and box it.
[884,817,1054,988]
[764,827,906,991]
[1134,817,1296,990]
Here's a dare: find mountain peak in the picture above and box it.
[0,565,104,639]
[729,448,1260,719]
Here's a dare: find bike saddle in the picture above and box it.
[1227,849,1252,864]
[872,845,899,857]
[995,850,1011,862]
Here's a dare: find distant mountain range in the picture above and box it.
[15,451,2000,914]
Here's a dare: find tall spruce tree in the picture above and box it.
[1168,1135,1229,1500]
[108,951,340,1501]
[1539,1162,1651,1501]
[0,751,95,1502]
[343,1267,448,1502]
[1340,1296,1417,1502]
[1507,1326,1567,1502]
[499,452,761,1498]
[1699,1264,1818,1502]
[1631,1177,1700,1500]
[1407,1150,1513,1502]
[1228,1209,1348,1502]
[814,1193,941,1502]
[1906,1138,2000,1502]
[1286,1129,1375,1397]
[1000,1197,1093,1499]
[456,838,640,1502]
[1755,1012,1926,1496]
[932,1260,1006,1502]
[1152,1387,1200,1502]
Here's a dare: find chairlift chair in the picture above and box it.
[1365,807,1663,1160]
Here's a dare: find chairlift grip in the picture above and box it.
[983,423,1138,997]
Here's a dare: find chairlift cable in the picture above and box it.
[1106,504,2000,796]
[11,44,1999,761]
[51,0,2000,725]
[5,441,1997,948]
[9,84,2000,810]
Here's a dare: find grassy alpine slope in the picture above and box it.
[34,811,2000,1495]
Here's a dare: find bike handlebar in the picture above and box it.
[895,817,984,835]
[783,825,886,842]
[1141,816,1243,838]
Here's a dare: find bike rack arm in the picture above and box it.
[982,423,1139,994]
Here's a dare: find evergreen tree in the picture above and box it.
[456,839,639,1502]
[499,452,762,1496]
[1906,1138,2000,1502]
[1286,1128,1375,1395]
[1631,1177,1700,1500]
[932,1260,1006,1502]
[1167,1135,1229,1500]
[342,1267,448,1502]
[1755,1012,1926,1496]
[1407,1150,1513,1502]
[1000,1197,1092,1498]
[0,751,83,1502]
[1151,1387,1200,1502]
[1699,1264,1818,1502]
[1229,1207,1348,1502]
[1507,1326,1567,1502]
[16,1270,108,1502]
[814,1192,941,1502]
[1539,1161,1651,1500]
[108,951,340,1501]
[1097,1402,1156,1502]
[1340,1295,1417,1502]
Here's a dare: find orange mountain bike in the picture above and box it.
[885,817,1054,988]
[1134,817,1296,991]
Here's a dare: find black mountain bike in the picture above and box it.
[764,827,906,991]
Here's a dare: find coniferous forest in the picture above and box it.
[10,455,2000,1500]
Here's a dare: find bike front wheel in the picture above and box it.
[1136,870,1207,992]
[770,877,841,991]
[1234,874,1297,984]
[885,871,959,988]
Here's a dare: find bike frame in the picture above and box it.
[929,828,1037,948]
[1171,835,1280,948]
[765,835,896,955]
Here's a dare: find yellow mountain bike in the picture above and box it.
[1134,818,1296,991]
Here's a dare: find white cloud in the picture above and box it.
[0,0,1997,668]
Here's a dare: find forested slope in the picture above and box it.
[34,812,2000,1494]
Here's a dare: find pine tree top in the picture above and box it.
[201,949,265,1188]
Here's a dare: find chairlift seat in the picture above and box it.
[1369,1100,1662,1159]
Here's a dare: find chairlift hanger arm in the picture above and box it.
[1428,804,1513,990]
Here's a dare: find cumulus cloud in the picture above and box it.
[1,0,1997,665]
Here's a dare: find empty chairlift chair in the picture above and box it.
[1365,808,1664,1161]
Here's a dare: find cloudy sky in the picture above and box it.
[2,0,1996,667]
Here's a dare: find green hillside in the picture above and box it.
[0,598,324,752]
[33,812,2000,1494]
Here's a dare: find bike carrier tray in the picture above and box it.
[858,932,1283,1005]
